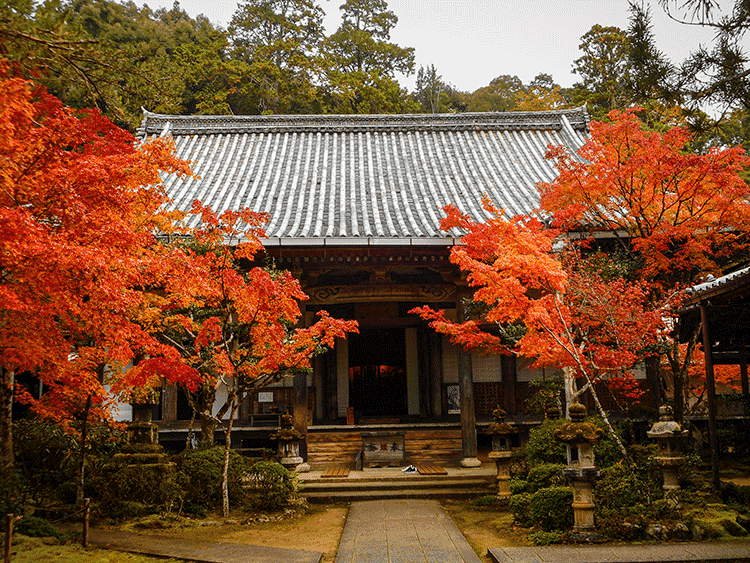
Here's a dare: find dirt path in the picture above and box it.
[116,499,526,563]
[440,500,528,563]
[129,504,349,563]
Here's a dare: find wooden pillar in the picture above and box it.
[429,332,443,418]
[418,327,431,418]
[458,294,480,467]
[293,371,309,471]
[740,338,749,402]
[162,384,178,423]
[502,355,516,415]
[700,302,720,490]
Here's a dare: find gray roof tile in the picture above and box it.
[139,109,589,245]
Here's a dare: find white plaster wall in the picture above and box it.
[442,335,459,383]
[471,353,503,382]
[516,357,563,382]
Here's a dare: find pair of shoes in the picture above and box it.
[402,465,417,473]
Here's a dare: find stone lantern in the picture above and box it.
[271,413,304,470]
[647,405,688,491]
[484,406,517,503]
[554,401,604,538]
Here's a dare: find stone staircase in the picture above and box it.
[297,467,496,502]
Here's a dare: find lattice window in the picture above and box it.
[474,382,503,416]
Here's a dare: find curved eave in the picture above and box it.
[261,236,461,247]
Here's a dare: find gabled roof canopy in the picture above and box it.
[680,265,750,365]
[139,109,589,246]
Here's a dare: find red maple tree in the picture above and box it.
[539,109,750,422]
[412,199,667,458]
[137,201,358,515]
[0,61,195,483]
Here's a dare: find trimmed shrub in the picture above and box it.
[13,419,76,506]
[509,478,528,495]
[525,419,567,466]
[510,487,574,531]
[469,495,499,507]
[509,492,534,527]
[246,461,298,510]
[528,487,574,532]
[177,446,247,512]
[529,530,566,546]
[14,515,66,542]
[103,464,181,509]
[526,464,566,492]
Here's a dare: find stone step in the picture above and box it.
[298,472,494,501]
[301,476,492,490]
[302,486,492,502]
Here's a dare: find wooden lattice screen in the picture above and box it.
[474,382,503,416]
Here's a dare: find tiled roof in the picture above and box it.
[139,109,589,246]
[683,265,750,306]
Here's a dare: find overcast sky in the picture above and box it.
[134,0,740,92]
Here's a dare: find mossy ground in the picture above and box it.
[1,535,186,563]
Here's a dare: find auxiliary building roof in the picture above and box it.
[138,109,589,246]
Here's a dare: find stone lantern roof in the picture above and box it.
[554,402,605,444]
[484,407,517,437]
[647,406,688,440]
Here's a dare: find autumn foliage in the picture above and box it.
[411,199,666,407]
[415,109,750,426]
[135,201,358,442]
[0,61,196,438]
[1,61,357,482]
[539,109,750,283]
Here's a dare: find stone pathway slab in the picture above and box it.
[488,541,750,563]
[335,499,481,563]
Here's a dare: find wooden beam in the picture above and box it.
[700,302,720,491]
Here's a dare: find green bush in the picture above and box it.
[525,419,567,466]
[177,446,247,512]
[529,530,566,546]
[526,464,566,492]
[100,463,181,514]
[509,478,528,495]
[528,487,574,532]
[510,487,573,532]
[13,419,77,506]
[509,492,534,527]
[14,515,66,542]
[590,416,624,469]
[13,418,127,508]
[469,495,499,507]
[524,415,624,469]
[0,469,25,515]
[247,461,297,510]
[594,454,672,537]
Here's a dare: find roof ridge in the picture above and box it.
[137,108,589,137]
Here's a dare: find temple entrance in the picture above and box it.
[348,327,408,417]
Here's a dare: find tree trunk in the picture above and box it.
[221,401,239,518]
[77,394,92,506]
[200,413,217,445]
[0,367,14,472]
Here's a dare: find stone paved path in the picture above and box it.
[489,541,750,563]
[335,499,481,563]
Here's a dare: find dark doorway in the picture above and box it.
[348,327,407,416]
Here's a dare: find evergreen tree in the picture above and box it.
[322,0,415,113]
[570,24,630,118]
[228,0,326,114]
